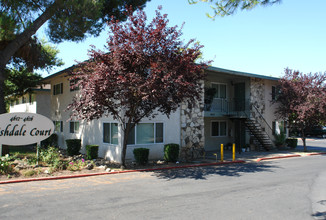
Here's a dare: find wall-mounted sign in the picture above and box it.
[0,113,54,146]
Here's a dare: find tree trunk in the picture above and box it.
[121,133,128,169]
[302,137,307,152]
[120,122,134,168]
[0,0,62,114]
[301,130,307,152]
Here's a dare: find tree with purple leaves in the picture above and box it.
[275,68,326,151]
[67,7,209,167]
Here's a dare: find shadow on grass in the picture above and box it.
[151,162,278,180]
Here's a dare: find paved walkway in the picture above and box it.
[203,137,326,163]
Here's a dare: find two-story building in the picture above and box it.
[9,85,51,118]
[203,67,282,153]
[38,65,284,163]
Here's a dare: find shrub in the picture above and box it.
[40,146,61,168]
[67,159,87,171]
[22,169,38,177]
[164,143,179,162]
[274,131,286,147]
[0,156,13,175]
[41,133,58,148]
[27,156,38,165]
[86,145,99,160]
[286,138,298,149]
[133,148,149,165]
[66,139,81,156]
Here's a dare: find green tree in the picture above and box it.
[1,36,63,112]
[4,68,43,107]
[189,0,281,18]
[0,0,150,114]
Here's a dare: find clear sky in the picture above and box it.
[39,0,326,78]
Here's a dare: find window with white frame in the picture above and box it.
[54,121,63,132]
[103,123,119,144]
[127,123,163,145]
[211,83,227,99]
[70,121,79,133]
[211,121,227,137]
[53,83,63,95]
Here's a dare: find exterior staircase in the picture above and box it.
[244,118,274,151]
[205,98,275,151]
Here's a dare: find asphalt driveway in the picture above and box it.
[297,137,326,152]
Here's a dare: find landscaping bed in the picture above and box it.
[0,146,186,182]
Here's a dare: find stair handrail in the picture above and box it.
[250,104,274,142]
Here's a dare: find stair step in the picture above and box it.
[245,117,275,151]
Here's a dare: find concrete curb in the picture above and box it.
[306,152,326,156]
[256,154,301,162]
[0,160,245,185]
[256,152,326,162]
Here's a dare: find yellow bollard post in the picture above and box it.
[232,143,235,161]
[221,144,224,162]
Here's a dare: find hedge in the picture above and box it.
[65,139,81,156]
[86,145,99,160]
[164,143,180,162]
[286,138,298,149]
[133,148,149,165]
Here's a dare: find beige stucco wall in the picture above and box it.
[9,91,51,118]
[250,78,281,139]
[10,94,36,113]
[204,71,252,150]
[204,117,233,151]
[204,71,281,150]
[48,73,181,163]
[36,91,51,117]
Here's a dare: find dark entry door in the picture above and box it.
[234,83,245,111]
[234,119,246,153]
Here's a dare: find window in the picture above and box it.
[70,79,80,92]
[29,94,34,103]
[211,121,227,137]
[10,100,14,107]
[272,85,281,101]
[127,123,164,145]
[22,96,26,104]
[211,83,227,99]
[283,121,287,134]
[16,99,19,105]
[272,121,276,135]
[54,121,63,132]
[70,121,79,133]
[103,123,119,144]
[127,124,136,145]
[273,121,287,135]
[53,83,63,95]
